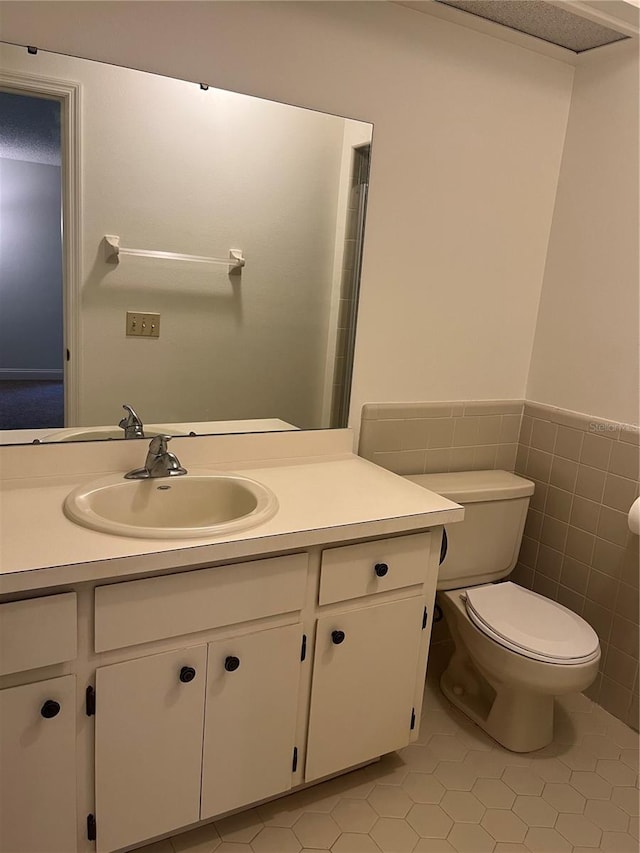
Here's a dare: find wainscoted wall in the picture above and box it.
[358,400,640,730]
[512,402,639,730]
[358,400,523,474]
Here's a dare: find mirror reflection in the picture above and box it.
[0,42,372,444]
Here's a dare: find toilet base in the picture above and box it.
[437,588,600,753]
[440,654,553,752]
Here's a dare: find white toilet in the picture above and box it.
[407,470,601,753]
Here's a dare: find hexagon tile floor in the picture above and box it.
[137,676,639,853]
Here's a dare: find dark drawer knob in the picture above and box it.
[331,630,346,645]
[374,562,389,577]
[41,700,61,719]
[179,666,196,683]
[225,656,240,672]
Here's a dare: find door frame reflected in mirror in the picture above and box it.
[0,65,82,432]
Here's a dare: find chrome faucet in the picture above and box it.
[125,435,187,479]
[119,404,145,439]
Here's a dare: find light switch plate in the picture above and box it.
[126,312,160,338]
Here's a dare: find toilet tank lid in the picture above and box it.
[405,470,535,503]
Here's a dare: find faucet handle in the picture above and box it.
[148,435,188,477]
[148,434,171,455]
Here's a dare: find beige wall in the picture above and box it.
[527,39,640,426]
[0,1,575,438]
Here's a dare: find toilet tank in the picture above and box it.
[406,470,535,591]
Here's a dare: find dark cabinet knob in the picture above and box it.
[41,700,61,719]
[179,666,196,683]
[225,656,240,672]
[331,630,346,645]
[374,562,389,577]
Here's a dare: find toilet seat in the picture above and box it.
[463,582,600,665]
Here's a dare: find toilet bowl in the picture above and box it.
[406,470,600,753]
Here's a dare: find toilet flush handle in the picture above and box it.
[439,528,448,565]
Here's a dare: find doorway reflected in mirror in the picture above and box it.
[0,90,64,430]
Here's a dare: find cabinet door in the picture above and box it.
[201,623,302,819]
[95,646,206,853]
[306,596,424,781]
[0,675,76,853]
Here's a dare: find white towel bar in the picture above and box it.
[103,235,244,274]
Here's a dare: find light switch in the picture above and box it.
[126,312,160,338]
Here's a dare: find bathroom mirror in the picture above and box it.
[0,41,372,444]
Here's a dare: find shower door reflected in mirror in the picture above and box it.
[0,42,373,444]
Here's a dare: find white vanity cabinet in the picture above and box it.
[0,593,79,853]
[201,623,303,818]
[0,528,440,853]
[95,646,208,853]
[306,533,432,781]
[0,675,77,853]
[92,555,309,853]
[306,595,425,781]
[86,530,436,852]
[95,624,305,853]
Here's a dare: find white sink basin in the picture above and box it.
[64,471,278,539]
[46,426,187,442]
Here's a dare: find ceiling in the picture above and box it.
[396,0,639,53]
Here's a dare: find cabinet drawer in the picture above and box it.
[95,553,308,652]
[0,593,77,675]
[318,533,430,605]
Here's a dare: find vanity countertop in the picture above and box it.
[0,449,462,594]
